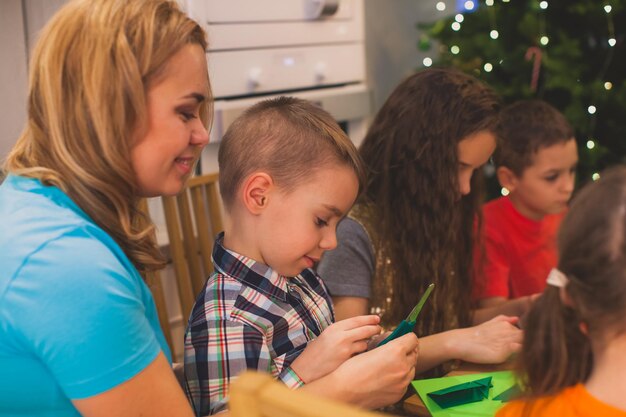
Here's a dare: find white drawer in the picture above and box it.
[186,0,354,23]
[206,19,363,51]
[208,43,365,98]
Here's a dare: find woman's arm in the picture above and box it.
[73,353,194,417]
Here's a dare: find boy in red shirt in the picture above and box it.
[476,100,578,310]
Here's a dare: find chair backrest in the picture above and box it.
[161,172,224,328]
[230,371,390,417]
[137,199,176,356]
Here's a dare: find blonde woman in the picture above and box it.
[0,0,210,416]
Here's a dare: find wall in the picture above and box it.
[364,0,453,113]
[0,0,28,164]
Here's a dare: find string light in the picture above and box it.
[424,1,621,187]
[464,1,475,11]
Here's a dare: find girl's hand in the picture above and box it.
[291,315,382,383]
[449,315,522,364]
[367,330,392,351]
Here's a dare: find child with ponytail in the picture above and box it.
[498,165,626,417]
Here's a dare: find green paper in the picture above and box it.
[493,383,522,402]
[412,371,516,417]
[427,376,492,409]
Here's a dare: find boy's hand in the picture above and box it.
[290,315,382,383]
[330,333,419,409]
[449,315,522,364]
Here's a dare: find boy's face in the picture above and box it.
[256,165,359,277]
[508,138,578,220]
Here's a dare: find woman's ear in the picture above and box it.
[496,166,519,193]
[241,172,273,215]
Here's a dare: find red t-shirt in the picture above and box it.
[476,196,565,299]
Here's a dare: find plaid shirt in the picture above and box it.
[184,233,335,415]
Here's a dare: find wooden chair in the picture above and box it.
[137,199,175,356]
[139,173,223,360]
[230,371,390,417]
[161,172,223,330]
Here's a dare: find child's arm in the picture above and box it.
[331,295,522,374]
[473,294,538,325]
[332,296,369,321]
[299,332,419,409]
[290,315,382,383]
[413,315,522,372]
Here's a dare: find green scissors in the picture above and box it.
[377,283,435,346]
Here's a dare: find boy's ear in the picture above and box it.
[241,172,274,215]
[496,166,519,193]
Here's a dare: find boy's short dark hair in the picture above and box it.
[494,99,575,176]
[218,96,365,209]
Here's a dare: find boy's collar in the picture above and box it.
[212,232,291,302]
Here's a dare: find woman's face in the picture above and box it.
[457,130,496,196]
[130,44,210,197]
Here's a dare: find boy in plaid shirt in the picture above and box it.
[184,97,419,415]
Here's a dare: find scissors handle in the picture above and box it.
[377,320,414,346]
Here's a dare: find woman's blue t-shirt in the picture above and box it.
[0,175,171,416]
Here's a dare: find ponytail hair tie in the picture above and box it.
[546,268,568,288]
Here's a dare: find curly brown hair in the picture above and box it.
[358,68,500,339]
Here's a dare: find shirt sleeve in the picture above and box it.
[317,218,375,298]
[184,311,303,416]
[6,229,162,399]
[479,224,511,299]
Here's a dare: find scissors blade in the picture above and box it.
[406,283,435,322]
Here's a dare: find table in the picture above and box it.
[403,362,513,416]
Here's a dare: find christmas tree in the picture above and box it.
[419,0,626,197]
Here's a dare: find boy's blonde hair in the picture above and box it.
[4,0,211,272]
[218,96,365,208]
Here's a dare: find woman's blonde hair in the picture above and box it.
[4,0,211,272]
